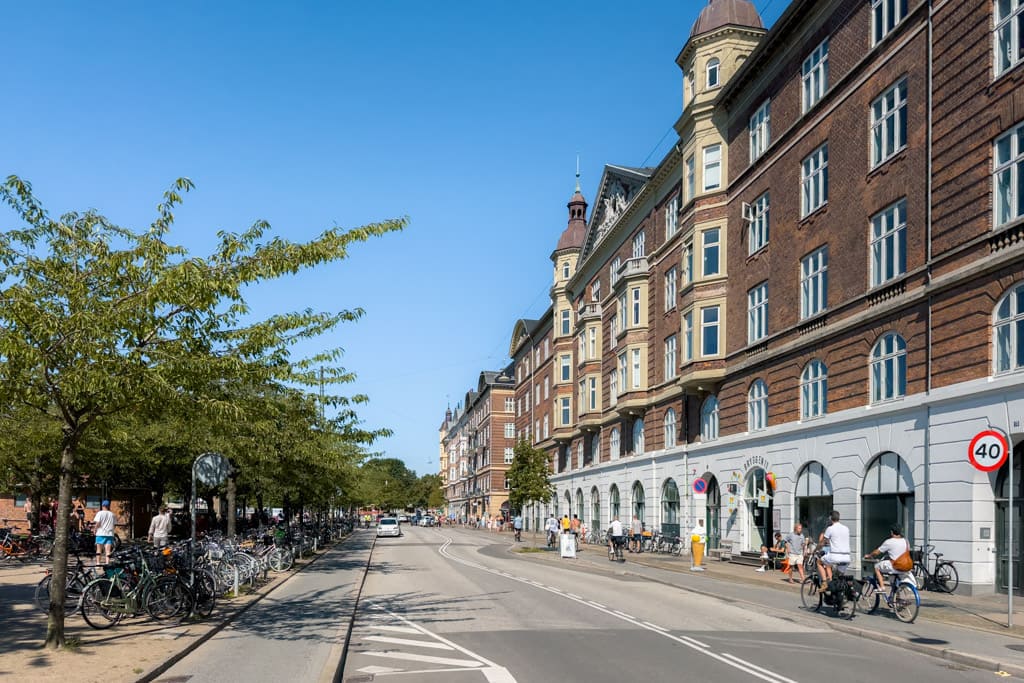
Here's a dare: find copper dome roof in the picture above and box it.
[690,0,763,38]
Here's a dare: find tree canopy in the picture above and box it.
[506,438,553,515]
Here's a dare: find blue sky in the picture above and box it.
[1,1,785,478]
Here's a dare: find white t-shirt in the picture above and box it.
[609,519,624,537]
[824,522,851,555]
[878,536,909,560]
[546,517,559,533]
[94,509,116,536]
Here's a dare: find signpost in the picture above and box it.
[692,478,708,500]
[968,428,1012,627]
[192,452,231,547]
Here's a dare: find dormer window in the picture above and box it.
[562,261,570,279]
[706,58,720,89]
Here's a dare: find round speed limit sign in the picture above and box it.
[968,429,1009,472]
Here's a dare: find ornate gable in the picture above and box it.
[581,165,653,260]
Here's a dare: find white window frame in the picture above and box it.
[504,397,514,413]
[871,79,907,167]
[664,267,677,311]
[702,228,720,277]
[562,261,570,279]
[560,397,571,426]
[870,200,907,287]
[801,360,828,419]
[609,369,618,406]
[801,143,829,217]
[683,310,693,361]
[749,100,771,161]
[995,282,1024,374]
[631,287,641,326]
[872,0,908,46]
[706,57,720,89]
[801,246,829,319]
[664,409,677,449]
[618,352,627,394]
[504,447,514,464]
[703,144,722,191]
[701,396,719,441]
[592,280,601,302]
[802,39,829,113]
[631,348,642,389]
[701,305,720,357]
[633,418,645,454]
[632,231,646,258]
[685,155,695,201]
[610,257,621,286]
[748,192,769,254]
[560,354,571,381]
[665,196,679,238]
[995,122,1024,228]
[561,309,571,335]
[995,0,1024,76]
[588,376,598,411]
[543,415,549,439]
[618,292,628,330]
[588,326,597,359]
[610,427,620,460]
[664,334,677,381]
[609,313,618,350]
[682,241,694,284]
[870,332,907,403]
[748,379,768,431]
[504,423,515,439]
[747,282,768,343]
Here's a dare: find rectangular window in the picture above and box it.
[996,0,1024,76]
[747,282,769,343]
[588,326,597,359]
[632,231,646,258]
[749,100,771,161]
[871,200,907,287]
[589,377,598,411]
[664,267,677,311]
[682,241,693,284]
[665,196,679,238]
[801,246,829,319]
[995,122,1024,227]
[631,287,641,326]
[578,331,586,360]
[685,155,696,200]
[86,495,101,510]
[535,383,540,406]
[544,339,550,359]
[702,228,720,277]
[748,192,770,254]
[504,423,515,439]
[871,79,907,167]
[683,310,693,361]
[561,354,571,381]
[631,348,642,389]
[609,314,617,350]
[544,375,550,399]
[703,145,722,191]
[801,144,829,217]
[802,39,829,112]
[505,397,514,412]
[618,292,628,330]
[872,0,908,46]
[504,447,514,464]
[610,369,618,406]
[561,309,571,335]
[701,306,720,357]
[618,352,627,393]
[543,415,548,439]
[561,397,571,426]
[592,280,601,302]
[664,335,677,381]
[610,257,621,286]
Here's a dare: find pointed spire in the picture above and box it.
[575,154,581,193]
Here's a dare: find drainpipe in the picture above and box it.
[923,0,934,553]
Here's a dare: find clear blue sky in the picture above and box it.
[1,1,785,478]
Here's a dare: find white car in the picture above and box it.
[376,517,402,538]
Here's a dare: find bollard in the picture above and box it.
[314,537,318,553]
[233,564,240,597]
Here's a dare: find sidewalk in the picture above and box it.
[511,532,1024,677]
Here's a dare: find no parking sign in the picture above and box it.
[692,478,707,500]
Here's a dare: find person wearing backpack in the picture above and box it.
[863,525,912,593]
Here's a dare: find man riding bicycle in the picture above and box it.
[863,526,910,593]
[607,516,625,556]
[816,510,851,582]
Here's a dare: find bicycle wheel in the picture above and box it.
[893,583,919,623]
[80,578,123,629]
[800,577,822,612]
[146,576,193,622]
[911,562,927,590]
[856,581,880,614]
[190,571,217,619]
[33,575,52,612]
[268,547,293,572]
[934,562,959,593]
[838,589,856,620]
[34,573,83,616]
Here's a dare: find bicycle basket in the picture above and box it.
[910,548,923,563]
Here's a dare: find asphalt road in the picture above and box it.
[343,527,996,683]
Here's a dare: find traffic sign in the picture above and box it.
[692,478,708,495]
[968,429,1009,472]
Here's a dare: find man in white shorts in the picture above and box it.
[817,510,850,581]
[863,526,910,593]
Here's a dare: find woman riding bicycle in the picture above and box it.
[863,526,911,593]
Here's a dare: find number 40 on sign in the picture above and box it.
[968,429,1009,472]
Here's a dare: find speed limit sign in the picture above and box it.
[968,429,1010,472]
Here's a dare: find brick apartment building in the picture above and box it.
[445,0,1023,595]
[439,367,515,523]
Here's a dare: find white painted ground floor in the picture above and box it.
[532,373,1024,595]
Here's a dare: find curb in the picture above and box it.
[507,540,1023,678]
[322,532,376,683]
[137,533,363,683]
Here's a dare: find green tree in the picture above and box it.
[506,438,553,516]
[0,176,404,648]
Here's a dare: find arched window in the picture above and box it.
[631,481,646,525]
[801,360,828,419]
[862,452,915,546]
[662,479,679,525]
[590,486,601,532]
[610,427,621,460]
[701,396,719,441]
[664,408,677,449]
[706,57,721,88]
[633,418,645,454]
[562,261,570,279]
[871,332,907,402]
[795,461,834,540]
[748,379,768,431]
[577,440,584,469]
[609,484,621,521]
[994,282,1024,374]
[575,488,584,521]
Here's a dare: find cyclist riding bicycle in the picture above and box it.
[816,510,851,582]
[607,517,625,555]
[863,525,910,593]
[545,515,559,547]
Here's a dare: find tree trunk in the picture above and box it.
[44,431,78,649]
[226,473,236,537]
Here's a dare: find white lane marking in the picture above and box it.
[364,635,454,650]
[482,666,518,682]
[437,535,797,683]
[374,625,423,635]
[363,651,483,667]
[643,621,668,632]
[357,665,404,674]
[613,610,635,619]
[588,601,606,608]
[566,593,582,599]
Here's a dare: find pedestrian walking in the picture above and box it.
[512,513,523,542]
[784,522,807,583]
[690,518,707,571]
[148,506,172,547]
[629,516,643,553]
[94,500,117,565]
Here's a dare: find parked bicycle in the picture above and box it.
[33,554,101,616]
[0,523,53,562]
[912,544,959,593]
[856,571,920,623]
[79,546,193,629]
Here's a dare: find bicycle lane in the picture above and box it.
[508,539,1024,678]
[152,532,374,683]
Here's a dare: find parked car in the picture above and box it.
[418,515,435,527]
[397,514,409,524]
[376,517,402,538]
